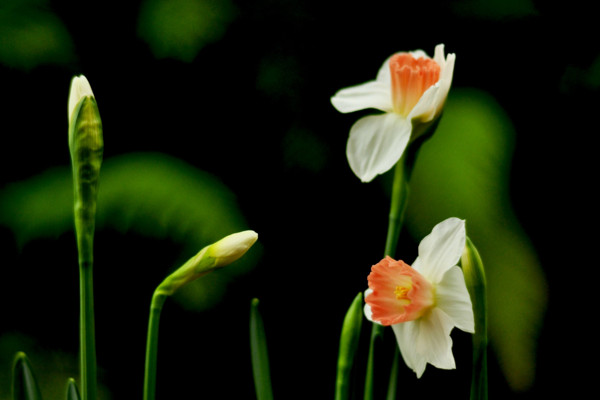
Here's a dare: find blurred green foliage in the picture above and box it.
[137,0,237,62]
[0,152,259,311]
[404,88,547,391]
[0,334,110,400]
[0,0,74,70]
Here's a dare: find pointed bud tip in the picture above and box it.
[68,75,95,122]
[211,230,258,267]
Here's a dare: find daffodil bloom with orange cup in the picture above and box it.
[331,44,455,182]
[364,217,474,378]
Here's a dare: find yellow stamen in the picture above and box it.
[394,285,411,303]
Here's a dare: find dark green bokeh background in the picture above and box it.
[1,0,597,398]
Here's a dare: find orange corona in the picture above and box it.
[366,256,435,325]
[389,54,441,117]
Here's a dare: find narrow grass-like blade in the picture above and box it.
[12,352,42,400]
[250,298,274,400]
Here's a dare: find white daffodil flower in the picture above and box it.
[364,217,474,378]
[331,44,455,182]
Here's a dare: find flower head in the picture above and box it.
[331,44,455,182]
[364,218,474,377]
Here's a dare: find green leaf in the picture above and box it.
[335,293,363,400]
[0,0,75,70]
[12,352,42,400]
[137,0,236,62]
[0,152,259,311]
[65,379,81,400]
[249,298,274,400]
[462,237,488,400]
[404,88,547,391]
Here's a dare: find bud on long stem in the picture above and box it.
[143,230,258,400]
[68,75,103,400]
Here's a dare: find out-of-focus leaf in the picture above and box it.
[335,293,363,400]
[65,379,80,400]
[249,299,274,400]
[12,352,42,400]
[0,334,109,400]
[404,88,546,391]
[0,0,74,70]
[0,152,259,311]
[137,0,236,62]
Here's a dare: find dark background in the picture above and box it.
[1,0,598,398]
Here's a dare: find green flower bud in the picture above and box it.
[68,75,103,264]
[157,230,258,296]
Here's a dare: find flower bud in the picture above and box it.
[157,230,258,296]
[68,75,103,264]
[206,230,259,267]
[68,75,95,124]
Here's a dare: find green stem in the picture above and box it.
[384,160,409,255]
[144,291,167,400]
[364,160,409,400]
[79,261,97,400]
[385,348,399,400]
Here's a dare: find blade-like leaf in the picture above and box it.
[462,237,488,400]
[65,379,81,400]
[12,352,42,400]
[335,293,363,400]
[250,298,274,400]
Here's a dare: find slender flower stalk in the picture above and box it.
[68,75,103,400]
[364,158,409,400]
[143,292,167,400]
[143,231,258,400]
[385,348,400,400]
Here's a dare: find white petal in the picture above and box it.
[346,113,411,182]
[414,218,465,284]
[331,81,392,113]
[436,266,475,333]
[68,75,94,123]
[433,51,455,115]
[433,44,447,67]
[408,83,441,122]
[416,308,456,370]
[364,303,374,321]
[408,46,455,123]
[392,321,428,378]
[375,56,393,84]
[363,289,378,323]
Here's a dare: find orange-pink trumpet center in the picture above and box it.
[389,53,441,117]
[366,256,435,326]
